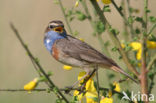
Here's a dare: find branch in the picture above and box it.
[58,0,73,35]
[140,0,148,102]
[10,23,69,103]
[147,23,156,35]
[112,0,135,36]
[89,0,139,77]
[81,0,110,57]
[95,67,100,103]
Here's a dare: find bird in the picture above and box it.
[43,20,138,85]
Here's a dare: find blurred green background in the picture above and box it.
[0,0,156,103]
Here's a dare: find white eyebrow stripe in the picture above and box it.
[49,23,59,26]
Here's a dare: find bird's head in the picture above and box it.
[44,20,67,53]
[46,20,66,34]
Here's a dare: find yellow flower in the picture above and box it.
[85,79,98,103]
[73,90,84,101]
[86,91,98,103]
[78,71,87,83]
[100,97,113,103]
[121,43,125,48]
[130,42,142,51]
[108,90,112,97]
[73,71,97,103]
[136,49,142,60]
[122,40,156,60]
[113,82,120,92]
[147,40,156,49]
[75,0,79,7]
[101,0,112,4]
[24,78,38,91]
[63,65,72,70]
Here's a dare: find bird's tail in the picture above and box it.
[111,66,139,84]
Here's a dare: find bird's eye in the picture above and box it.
[49,25,53,29]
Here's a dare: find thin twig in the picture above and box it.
[95,66,100,103]
[147,54,156,70]
[89,0,139,77]
[10,23,69,103]
[58,0,73,35]
[112,0,135,36]
[126,0,135,38]
[81,0,110,57]
[147,23,156,35]
[121,0,129,41]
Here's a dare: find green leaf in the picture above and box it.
[69,16,75,22]
[108,26,119,35]
[128,16,134,24]
[145,9,150,13]
[135,17,143,22]
[111,47,118,52]
[103,5,111,12]
[47,71,53,76]
[149,16,156,23]
[56,99,62,103]
[46,88,51,93]
[95,21,105,34]
[75,11,86,21]
[135,28,141,34]
[129,7,134,13]
[35,58,40,63]
[73,30,79,36]
[53,87,59,94]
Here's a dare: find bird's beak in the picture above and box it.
[53,27,63,33]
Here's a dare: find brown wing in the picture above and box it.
[55,35,118,67]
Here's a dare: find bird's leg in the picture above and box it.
[65,68,94,94]
[70,68,91,89]
[79,68,97,93]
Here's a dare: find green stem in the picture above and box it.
[89,0,139,77]
[58,0,73,35]
[112,0,135,37]
[95,67,100,103]
[126,0,135,38]
[147,23,156,35]
[121,0,129,41]
[97,35,110,57]
[10,23,69,103]
[81,0,110,57]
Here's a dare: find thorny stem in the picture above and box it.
[140,0,148,102]
[10,23,69,103]
[58,0,73,35]
[89,0,139,77]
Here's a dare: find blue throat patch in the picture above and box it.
[44,30,66,53]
